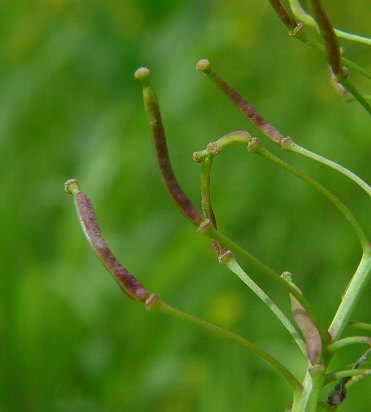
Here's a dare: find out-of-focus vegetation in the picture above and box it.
[0,1,370,411]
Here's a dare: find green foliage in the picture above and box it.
[0,1,370,411]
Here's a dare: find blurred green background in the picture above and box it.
[1,1,370,411]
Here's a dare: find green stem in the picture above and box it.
[291,374,309,412]
[288,0,319,27]
[288,0,371,46]
[307,366,325,412]
[291,370,319,412]
[335,30,371,46]
[226,258,307,355]
[147,296,303,391]
[329,249,371,340]
[201,155,217,226]
[328,336,371,352]
[204,226,330,346]
[284,140,371,197]
[250,139,369,252]
[339,77,371,115]
[348,322,371,332]
[199,143,306,355]
[324,368,371,385]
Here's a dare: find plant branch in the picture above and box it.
[282,139,371,197]
[147,295,303,391]
[329,249,371,340]
[197,59,371,188]
[248,138,369,252]
[324,368,371,385]
[204,226,330,346]
[65,178,302,389]
[328,336,371,352]
[288,0,371,46]
[198,139,306,355]
[348,322,371,333]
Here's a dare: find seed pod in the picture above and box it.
[135,67,203,226]
[65,179,150,302]
[196,59,285,144]
[282,272,322,364]
[268,0,298,31]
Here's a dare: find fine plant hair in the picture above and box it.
[65,2,370,411]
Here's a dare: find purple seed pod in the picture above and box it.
[268,0,298,32]
[282,272,322,364]
[196,59,286,144]
[65,179,150,302]
[135,67,203,226]
[309,0,347,79]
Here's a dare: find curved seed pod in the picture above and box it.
[282,272,322,364]
[135,67,203,226]
[65,179,150,302]
[308,0,347,79]
[196,59,285,144]
[268,0,298,32]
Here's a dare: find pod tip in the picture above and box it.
[64,178,80,195]
[134,66,151,80]
[195,58,211,73]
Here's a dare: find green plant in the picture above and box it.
[65,1,370,410]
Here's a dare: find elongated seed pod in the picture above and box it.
[196,59,285,144]
[268,0,298,31]
[65,179,150,302]
[308,0,346,78]
[135,67,203,226]
[282,272,322,364]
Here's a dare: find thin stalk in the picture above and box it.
[348,322,371,332]
[334,31,371,46]
[324,368,371,385]
[339,77,371,115]
[200,155,217,227]
[199,146,306,354]
[288,0,371,46]
[249,139,369,251]
[328,336,371,352]
[283,140,371,197]
[288,0,318,28]
[329,249,371,340]
[147,296,303,391]
[204,226,330,346]
[194,130,251,163]
[227,243,306,355]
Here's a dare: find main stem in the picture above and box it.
[329,248,371,340]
